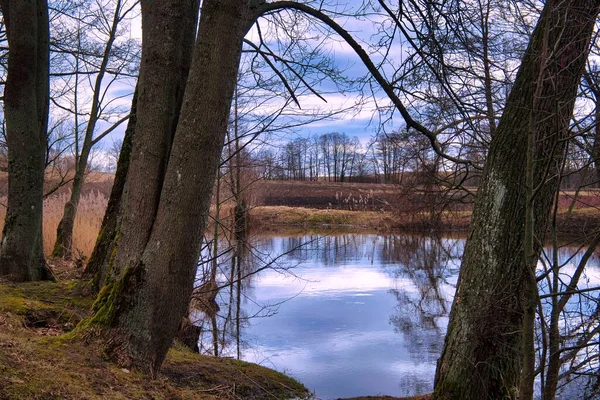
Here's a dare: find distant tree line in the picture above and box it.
[253,129,446,184]
[253,126,600,190]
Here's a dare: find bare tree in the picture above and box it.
[52,0,138,258]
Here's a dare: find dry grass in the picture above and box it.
[0,191,107,258]
[250,206,471,232]
[0,279,310,400]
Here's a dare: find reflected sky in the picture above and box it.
[236,234,461,399]
[196,233,600,399]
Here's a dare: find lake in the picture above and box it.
[193,233,600,399]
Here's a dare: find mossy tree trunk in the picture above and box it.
[83,86,138,290]
[0,0,51,282]
[104,0,199,284]
[432,1,600,399]
[89,0,261,375]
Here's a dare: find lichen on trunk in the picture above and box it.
[433,1,600,399]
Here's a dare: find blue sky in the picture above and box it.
[87,0,405,157]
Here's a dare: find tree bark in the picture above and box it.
[83,86,138,290]
[0,0,51,281]
[433,1,600,399]
[105,0,199,283]
[88,0,261,375]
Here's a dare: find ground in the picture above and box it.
[0,271,431,400]
[0,276,309,400]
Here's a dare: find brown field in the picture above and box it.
[258,180,407,211]
[258,180,600,212]
[0,191,108,257]
[0,177,597,258]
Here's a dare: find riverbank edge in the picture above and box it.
[249,206,470,232]
[249,205,599,237]
[0,278,310,400]
[0,276,433,400]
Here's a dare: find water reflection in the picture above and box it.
[192,233,600,399]
[191,233,462,398]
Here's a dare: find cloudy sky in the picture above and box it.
[82,0,405,160]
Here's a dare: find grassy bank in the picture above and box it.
[250,206,470,232]
[0,276,436,400]
[249,205,600,237]
[0,278,309,400]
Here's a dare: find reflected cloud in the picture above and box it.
[196,232,600,399]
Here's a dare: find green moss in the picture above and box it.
[52,239,64,258]
[0,280,312,400]
[82,262,141,330]
[85,227,105,269]
[0,281,91,316]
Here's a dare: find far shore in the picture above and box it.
[248,205,599,238]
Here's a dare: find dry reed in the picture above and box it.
[0,191,107,258]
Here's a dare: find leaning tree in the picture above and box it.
[432,1,600,399]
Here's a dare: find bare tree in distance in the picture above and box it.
[52,0,139,259]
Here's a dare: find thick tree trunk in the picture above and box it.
[88,0,260,375]
[83,87,138,290]
[105,0,199,283]
[433,1,600,399]
[0,0,51,281]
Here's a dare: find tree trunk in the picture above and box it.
[594,91,600,187]
[0,0,51,281]
[53,0,123,259]
[433,1,600,399]
[53,146,90,259]
[83,86,138,290]
[88,0,260,375]
[99,0,199,285]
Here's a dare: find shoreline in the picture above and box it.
[248,205,599,238]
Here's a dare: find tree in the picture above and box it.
[85,0,255,375]
[52,0,138,258]
[0,0,52,281]
[86,0,199,291]
[83,86,137,290]
[433,1,600,399]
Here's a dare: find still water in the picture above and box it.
[194,233,600,399]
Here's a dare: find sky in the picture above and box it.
[83,0,406,162]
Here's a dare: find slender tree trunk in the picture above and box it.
[83,86,138,290]
[480,0,496,137]
[53,0,123,259]
[88,0,260,375]
[53,145,90,259]
[593,91,600,186]
[433,1,600,399]
[0,0,51,281]
[543,244,562,400]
